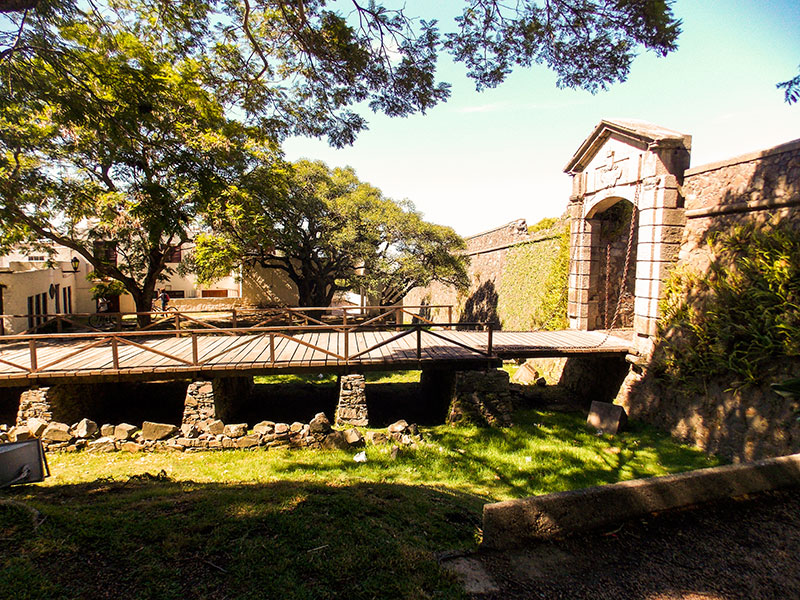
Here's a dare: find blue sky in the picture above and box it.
[284,0,800,236]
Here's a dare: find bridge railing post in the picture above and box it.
[269,333,275,365]
[28,339,37,372]
[487,322,493,357]
[416,324,421,360]
[111,337,120,369]
[191,333,199,365]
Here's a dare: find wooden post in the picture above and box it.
[28,339,37,372]
[487,323,493,357]
[344,326,350,364]
[232,308,237,329]
[111,337,120,369]
[448,306,453,330]
[116,313,122,331]
[416,325,422,360]
[57,315,63,333]
[269,334,275,364]
[191,333,198,365]
[175,312,180,337]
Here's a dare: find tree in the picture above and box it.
[1,1,682,146]
[778,65,800,104]
[0,13,272,324]
[194,159,468,307]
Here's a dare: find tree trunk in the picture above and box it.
[131,287,155,328]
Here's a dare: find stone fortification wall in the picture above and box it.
[406,218,569,330]
[620,138,800,462]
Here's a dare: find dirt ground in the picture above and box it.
[442,489,800,599]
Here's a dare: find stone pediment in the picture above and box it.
[564,119,691,174]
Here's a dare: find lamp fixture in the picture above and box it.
[70,257,80,272]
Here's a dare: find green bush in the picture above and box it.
[657,224,800,386]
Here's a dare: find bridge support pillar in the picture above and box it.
[15,387,52,427]
[447,370,513,427]
[182,376,254,429]
[335,374,368,427]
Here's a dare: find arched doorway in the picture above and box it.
[586,199,637,330]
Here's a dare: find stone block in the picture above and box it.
[308,413,331,434]
[180,423,199,438]
[321,431,349,451]
[74,418,98,439]
[510,361,539,385]
[114,423,138,441]
[637,207,686,227]
[141,421,178,441]
[236,434,260,448]
[387,420,409,434]
[343,428,365,446]
[253,421,276,435]
[274,423,289,436]
[26,418,48,437]
[9,426,32,442]
[289,422,304,433]
[100,424,115,437]
[87,437,116,452]
[42,422,72,443]
[634,296,661,322]
[366,431,388,445]
[587,401,628,434]
[635,259,678,282]
[120,442,144,452]
[206,419,225,435]
[223,423,248,438]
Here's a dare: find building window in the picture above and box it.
[93,241,118,266]
[165,247,182,263]
[62,286,73,314]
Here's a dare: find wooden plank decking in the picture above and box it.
[0,327,633,386]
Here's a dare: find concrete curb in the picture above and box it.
[481,452,800,550]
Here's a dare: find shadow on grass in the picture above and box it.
[1,478,481,600]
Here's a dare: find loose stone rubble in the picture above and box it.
[5,414,424,454]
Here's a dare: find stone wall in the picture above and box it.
[619,137,800,462]
[406,218,569,329]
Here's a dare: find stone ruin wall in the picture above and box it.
[619,138,800,462]
[406,219,530,324]
[406,218,566,328]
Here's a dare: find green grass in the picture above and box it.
[254,370,421,385]
[1,410,718,599]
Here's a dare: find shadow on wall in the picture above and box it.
[558,356,630,408]
[236,381,451,427]
[20,382,189,427]
[459,280,500,328]
[620,149,800,462]
[0,387,23,425]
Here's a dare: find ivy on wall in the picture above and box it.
[656,223,800,387]
[496,221,570,331]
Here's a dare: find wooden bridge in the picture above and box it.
[0,320,632,387]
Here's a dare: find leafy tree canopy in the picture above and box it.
[778,65,800,105]
[0,10,274,322]
[1,1,682,146]
[194,159,469,307]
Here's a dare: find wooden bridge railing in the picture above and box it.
[0,321,493,378]
[0,304,454,336]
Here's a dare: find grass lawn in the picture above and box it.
[1,409,718,599]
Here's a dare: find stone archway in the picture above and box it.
[564,120,691,355]
[589,198,637,330]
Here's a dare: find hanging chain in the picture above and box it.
[607,180,640,330]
